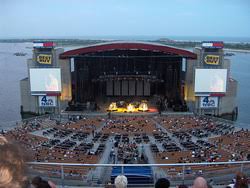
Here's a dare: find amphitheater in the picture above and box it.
[2,112,250,187]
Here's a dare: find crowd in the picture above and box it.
[1,117,106,181]
[102,116,159,135]
[111,174,249,188]
[62,117,104,133]
[117,142,139,164]
[152,116,249,176]
[0,135,247,188]
[0,115,249,187]
[209,129,250,160]
[158,116,234,136]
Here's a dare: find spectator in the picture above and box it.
[155,178,170,188]
[193,177,208,188]
[48,180,57,188]
[34,181,51,188]
[31,176,56,188]
[235,172,248,188]
[0,136,7,145]
[31,176,43,187]
[0,136,28,188]
[178,185,188,188]
[114,175,128,188]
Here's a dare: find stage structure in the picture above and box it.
[20,41,238,120]
[60,42,196,111]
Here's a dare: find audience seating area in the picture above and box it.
[102,117,159,135]
[2,114,249,185]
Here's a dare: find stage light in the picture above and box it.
[108,102,117,111]
[139,102,148,112]
[127,103,135,112]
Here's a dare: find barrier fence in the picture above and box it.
[27,161,250,187]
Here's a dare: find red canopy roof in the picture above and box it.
[60,42,197,59]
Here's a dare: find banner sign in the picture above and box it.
[33,42,55,48]
[202,41,224,49]
[204,55,220,65]
[39,96,57,107]
[200,96,218,108]
[37,54,52,65]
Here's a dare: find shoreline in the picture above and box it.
[224,48,250,53]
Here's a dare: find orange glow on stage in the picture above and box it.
[107,101,157,113]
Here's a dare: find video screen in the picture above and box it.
[195,69,227,93]
[30,68,61,92]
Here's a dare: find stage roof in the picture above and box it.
[60,41,197,59]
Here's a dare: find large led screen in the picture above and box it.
[30,68,61,92]
[195,69,227,93]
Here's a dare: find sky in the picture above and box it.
[0,0,250,39]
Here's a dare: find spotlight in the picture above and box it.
[108,102,117,111]
[127,103,135,112]
[139,102,148,112]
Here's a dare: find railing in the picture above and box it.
[27,161,250,187]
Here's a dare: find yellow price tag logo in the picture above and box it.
[37,54,52,65]
[204,55,220,65]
